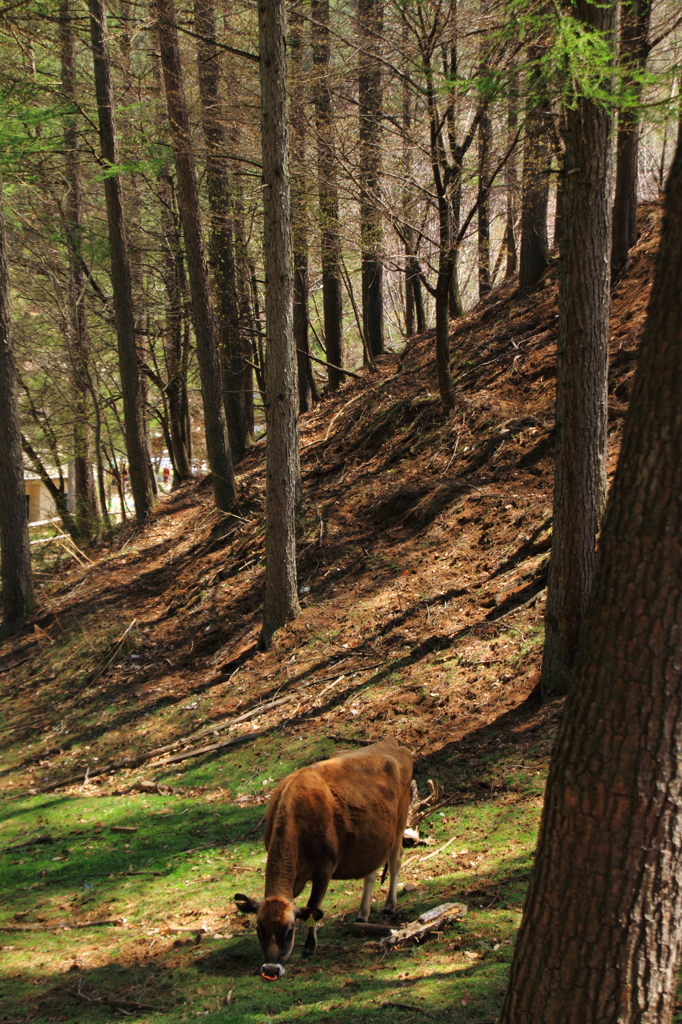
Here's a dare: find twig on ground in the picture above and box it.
[65,989,164,1012]
[379,1001,438,1019]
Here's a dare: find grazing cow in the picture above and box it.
[234,735,413,980]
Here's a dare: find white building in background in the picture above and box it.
[23,471,68,523]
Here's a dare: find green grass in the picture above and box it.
[0,730,543,1023]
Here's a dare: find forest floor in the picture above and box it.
[0,202,664,1024]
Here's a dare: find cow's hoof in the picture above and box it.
[356,915,369,924]
[380,909,396,921]
[302,946,316,958]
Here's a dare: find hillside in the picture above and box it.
[0,201,663,1024]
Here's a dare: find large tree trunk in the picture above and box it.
[60,0,98,540]
[611,0,652,281]
[499,132,682,1024]
[358,0,384,358]
[258,0,301,650]
[194,0,248,458]
[540,0,616,699]
[87,0,155,521]
[290,0,317,413]
[155,0,235,513]
[0,174,35,638]
[518,41,551,295]
[311,0,344,391]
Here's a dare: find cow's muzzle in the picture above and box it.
[261,963,285,981]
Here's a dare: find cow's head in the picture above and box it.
[234,893,323,980]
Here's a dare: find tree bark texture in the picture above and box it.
[611,0,652,281]
[500,133,682,1024]
[194,0,249,458]
[358,0,384,358]
[312,0,344,390]
[290,0,317,413]
[505,57,519,278]
[157,168,193,482]
[540,0,616,699]
[88,0,155,521]
[477,106,492,298]
[118,0,157,500]
[518,42,551,295]
[155,0,235,512]
[60,0,98,539]
[258,0,301,649]
[0,174,36,637]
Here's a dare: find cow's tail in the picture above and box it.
[380,862,388,885]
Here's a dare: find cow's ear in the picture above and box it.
[234,893,260,914]
[295,906,324,923]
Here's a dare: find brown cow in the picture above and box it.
[235,735,413,980]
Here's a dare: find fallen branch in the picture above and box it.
[0,918,123,933]
[380,1001,438,1019]
[65,989,164,1012]
[377,903,467,950]
[345,922,394,937]
[3,833,53,852]
[418,835,459,863]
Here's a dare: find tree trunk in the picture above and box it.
[157,169,193,482]
[505,56,519,278]
[194,0,248,458]
[60,0,98,540]
[358,0,384,358]
[499,132,682,1024]
[540,0,616,699]
[477,106,492,299]
[87,0,155,521]
[258,0,301,650]
[154,0,235,513]
[0,173,35,638]
[311,0,344,390]
[611,0,652,281]
[118,0,157,500]
[290,0,317,413]
[518,41,551,295]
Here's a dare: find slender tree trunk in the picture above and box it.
[540,0,616,699]
[358,0,384,358]
[258,0,301,650]
[611,0,652,281]
[158,169,193,481]
[60,0,98,540]
[154,0,235,512]
[500,132,682,1024]
[87,0,155,521]
[505,56,519,278]
[0,174,35,638]
[118,0,157,499]
[228,128,256,435]
[194,0,248,458]
[311,0,344,390]
[477,106,492,298]
[518,41,551,295]
[290,0,317,413]
[401,36,425,336]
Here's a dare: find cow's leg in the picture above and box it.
[302,873,330,957]
[357,870,378,923]
[382,835,403,918]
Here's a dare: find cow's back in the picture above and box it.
[265,737,412,886]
